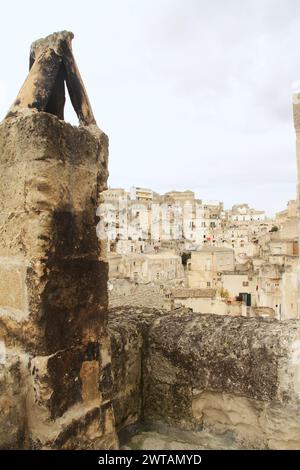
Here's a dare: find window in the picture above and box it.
[207,282,211,287]
[242,281,249,287]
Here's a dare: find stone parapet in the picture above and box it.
[109,308,300,449]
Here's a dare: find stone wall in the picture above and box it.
[0,112,117,449]
[109,279,166,309]
[109,307,165,432]
[109,307,300,449]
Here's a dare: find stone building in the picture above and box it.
[252,202,300,319]
[255,258,299,320]
[102,188,128,202]
[221,270,257,303]
[108,251,184,284]
[107,253,124,278]
[99,188,226,248]
[227,203,266,222]
[163,189,196,204]
[114,239,149,255]
[164,288,247,316]
[187,247,235,288]
[275,199,298,223]
[130,186,153,201]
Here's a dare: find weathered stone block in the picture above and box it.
[0,112,110,349]
[34,258,108,354]
[0,210,53,258]
[0,162,26,213]
[0,112,108,171]
[0,258,27,311]
[28,402,117,450]
[0,352,26,449]
[28,344,105,421]
[0,110,116,449]
[145,314,300,404]
[191,390,300,449]
[109,308,300,449]
[109,307,167,431]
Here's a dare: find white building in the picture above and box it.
[227,204,266,222]
[130,186,153,201]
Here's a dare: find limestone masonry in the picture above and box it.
[0,31,117,449]
[109,307,300,449]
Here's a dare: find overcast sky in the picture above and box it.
[1,0,300,215]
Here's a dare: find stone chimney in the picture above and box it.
[0,32,118,449]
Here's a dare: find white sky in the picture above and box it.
[0,0,299,216]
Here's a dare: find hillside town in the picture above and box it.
[100,188,299,320]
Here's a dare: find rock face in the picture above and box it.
[109,308,300,449]
[0,30,117,448]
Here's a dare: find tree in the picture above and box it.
[220,287,230,299]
